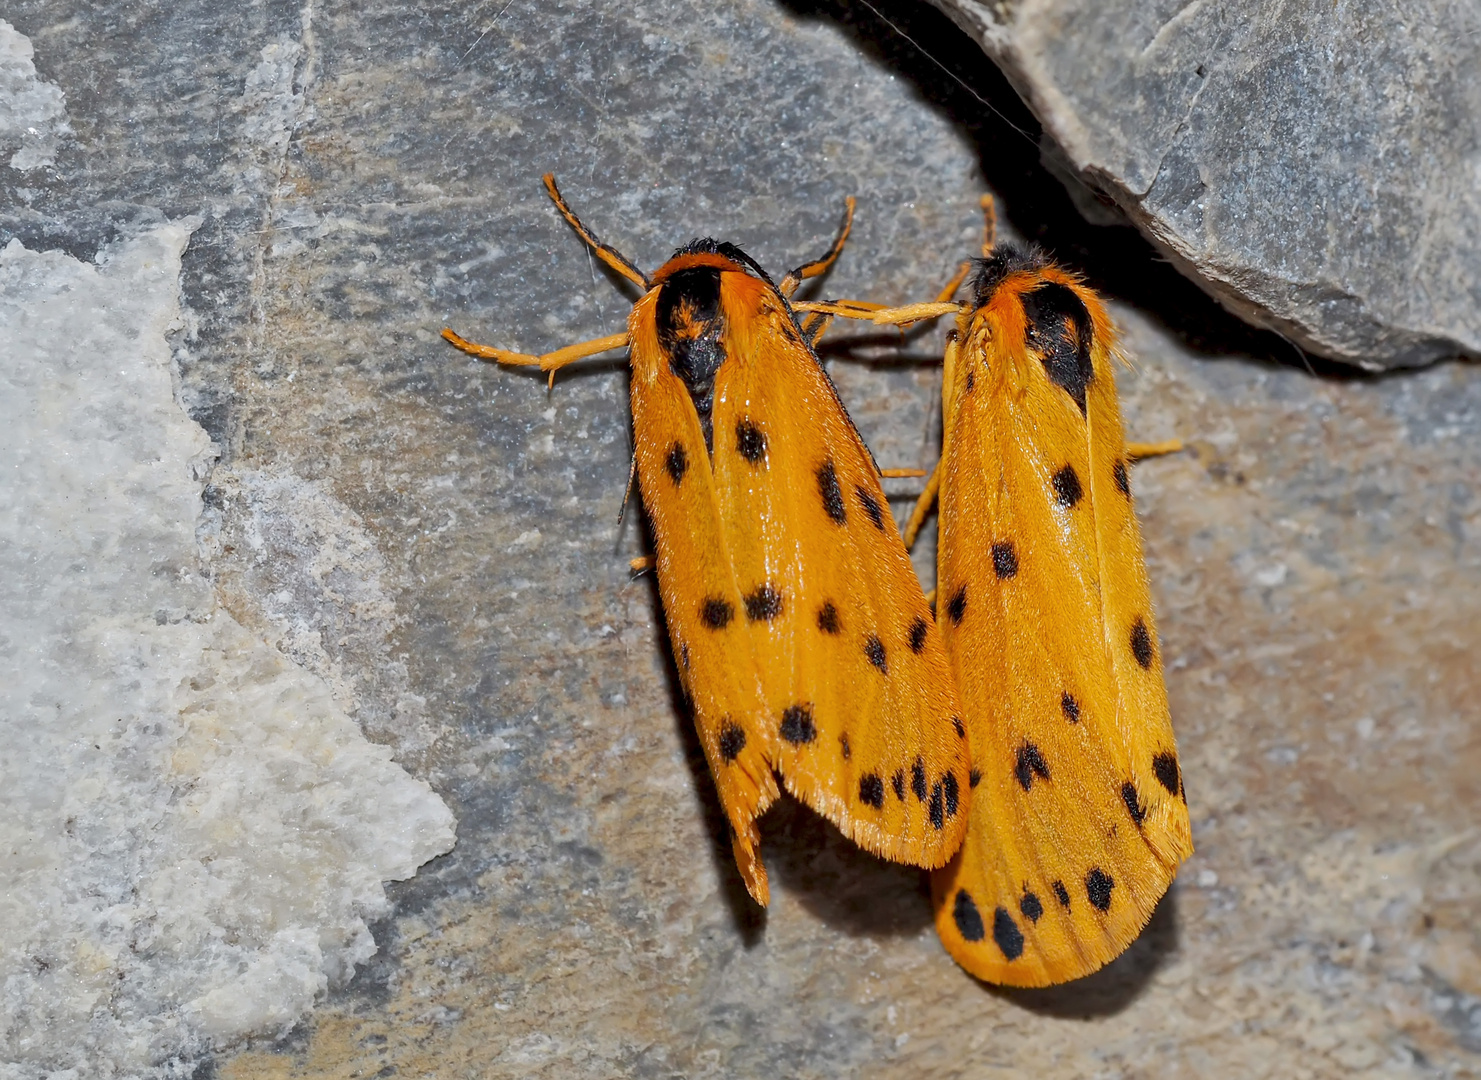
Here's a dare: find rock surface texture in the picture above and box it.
[931,0,1481,370]
[1,1,1479,1077]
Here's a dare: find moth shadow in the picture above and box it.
[760,798,936,939]
[991,884,1182,1017]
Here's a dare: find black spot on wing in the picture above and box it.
[943,772,960,818]
[1061,692,1080,722]
[1014,743,1051,791]
[1020,890,1043,923]
[817,601,841,634]
[1153,752,1182,795]
[954,890,985,942]
[965,368,975,393]
[1052,464,1083,508]
[947,585,967,625]
[718,721,746,762]
[744,584,783,622]
[817,460,846,524]
[1114,458,1131,497]
[839,733,851,760]
[1020,280,1093,414]
[952,715,965,740]
[1052,880,1071,908]
[780,704,816,744]
[908,617,929,654]
[1131,617,1156,668]
[1086,868,1114,911]
[864,634,887,674]
[665,442,688,485]
[891,770,905,801]
[993,907,1025,960]
[928,781,944,829]
[855,485,886,531]
[911,757,927,801]
[1122,781,1146,826]
[735,419,767,464]
[859,773,885,808]
[992,541,1018,579]
[700,597,733,629]
[969,768,982,789]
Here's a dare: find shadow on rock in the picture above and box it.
[776,0,1334,375]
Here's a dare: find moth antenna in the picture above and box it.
[542,173,651,290]
[979,194,998,257]
[936,260,974,304]
[780,196,856,298]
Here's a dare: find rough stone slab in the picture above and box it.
[2,1,1480,1077]
[931,0,1481,370]
[0,222,455,1075]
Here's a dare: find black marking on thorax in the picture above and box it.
[1020,281,1094,414]
[656,266,727,451]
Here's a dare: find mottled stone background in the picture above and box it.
[3,0,1478,1076]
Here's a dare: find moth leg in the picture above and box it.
[628,554,655,575]
[800,310,835,345]
[902,462,942,550]
[780,196,857,298]
[442,328,629,387]
[542,174,650,289]
[791,299,961,327]
[879,467,927,479]
[1126,439,1184,460]
[792,299,887,320]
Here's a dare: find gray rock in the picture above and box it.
[4,0,1481,1076]
[931,0,1481,370]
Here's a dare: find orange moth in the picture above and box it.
[444,176,972,905]
[799,201,1193,985]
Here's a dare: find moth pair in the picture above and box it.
[445,176,1193,987]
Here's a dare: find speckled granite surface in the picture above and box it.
[2,1,1478,1076]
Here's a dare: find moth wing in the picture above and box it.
[709,273,971,869]
[933,279,1192,986]
[628,297,781,905]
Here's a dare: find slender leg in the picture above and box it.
[901,463,941,551]
[442,328,629,387]
[1126,439,1184,459]
[792,299,961,325]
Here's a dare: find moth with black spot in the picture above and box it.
[444,176,973,905]
[798,200,1193,985]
